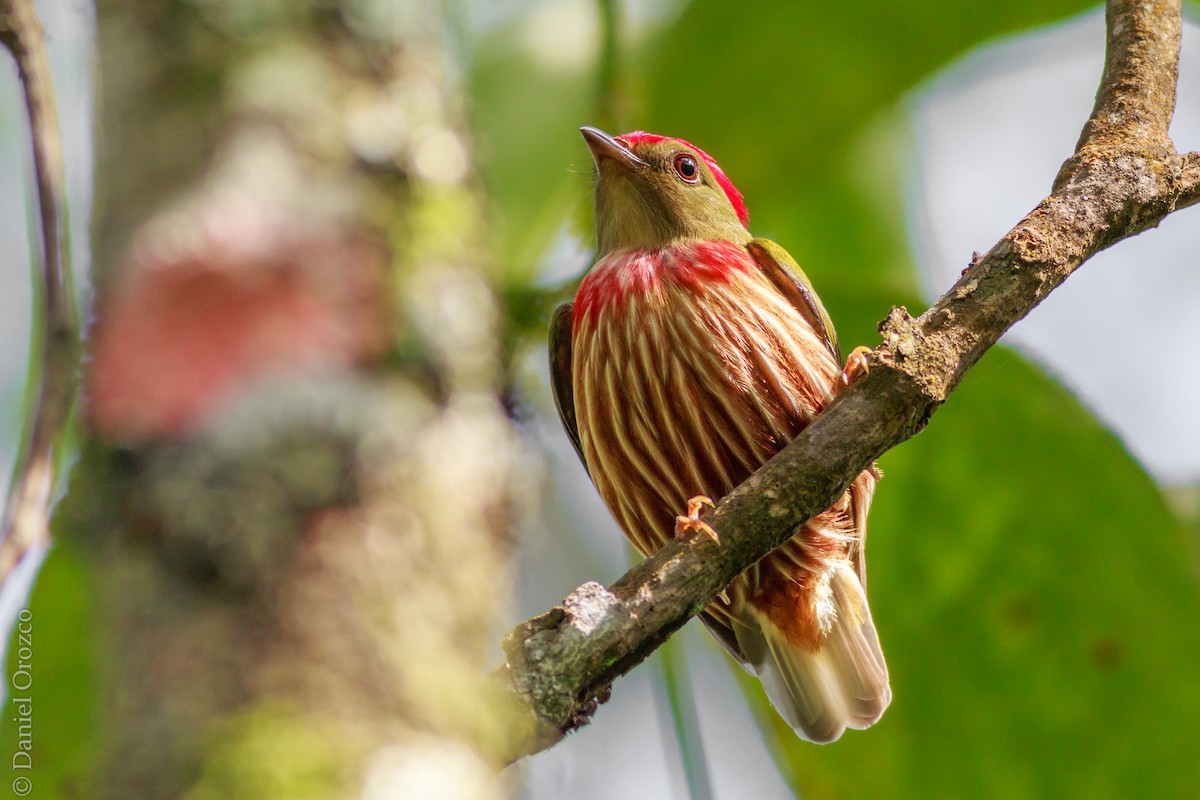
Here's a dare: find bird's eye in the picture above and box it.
[673,154,700,183]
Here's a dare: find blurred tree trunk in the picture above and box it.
[59,1,525,796]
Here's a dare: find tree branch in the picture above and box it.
[0,0,81,586]
[495,0,1200,762]
[1177,150,1200,209]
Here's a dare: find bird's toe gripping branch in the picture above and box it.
[674,496,732,604]
[675,495,718,543]
[840,345,874,385]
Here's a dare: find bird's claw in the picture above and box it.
[840,346,873,385]
[675,495,719,544]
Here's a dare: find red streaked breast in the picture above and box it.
[573,240,754,329]
[569,238,841,557]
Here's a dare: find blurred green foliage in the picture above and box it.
[1,540,97,797]
[470,0,1200,797]
[752,351,1200,798]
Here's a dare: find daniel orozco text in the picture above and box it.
[10,609,32,797]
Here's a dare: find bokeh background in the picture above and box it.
[2,1,1198,798]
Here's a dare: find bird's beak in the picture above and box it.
[581,126,646,171]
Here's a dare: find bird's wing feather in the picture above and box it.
[748,239,876,585]
[746,238,841,362]
[549,302,587,471]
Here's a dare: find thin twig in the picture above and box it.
[496,0,1200,762]
[0,0,81,586]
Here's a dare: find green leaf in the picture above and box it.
[753,349,1200,798]
[1,542,98,797]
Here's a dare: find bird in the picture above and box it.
[548,126,889,743]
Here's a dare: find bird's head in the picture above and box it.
[581,127,750,256]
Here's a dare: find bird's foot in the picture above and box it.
[675,495,719,544]
[840,346,873,385]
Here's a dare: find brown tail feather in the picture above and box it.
[740,562,890,743]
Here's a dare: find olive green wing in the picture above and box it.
[549,302,587,472]
[746,238,841,362]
